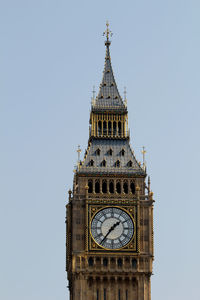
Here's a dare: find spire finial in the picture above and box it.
[141,146,147,170]
[103,21,113,44]
[77,145,81,163]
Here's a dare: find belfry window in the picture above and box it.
[123,181,128,194]
[108,121,112,135]
[116,181,121,194]
[102,180,107,193]
[98,121,102,136]
[88,180,93,193]
[109,181,114,193]
[103,121,107,135]
[118,121,121,136]
[95,181,100,193]
[130,182,135,194]
[113,121,117,136]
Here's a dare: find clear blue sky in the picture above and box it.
[1,0,200,299]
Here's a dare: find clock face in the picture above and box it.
[90,207,134,250]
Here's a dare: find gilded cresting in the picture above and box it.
[66,23,154,300]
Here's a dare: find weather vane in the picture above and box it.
[103,21,113,41]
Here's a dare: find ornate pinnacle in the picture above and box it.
[103,21,113,44]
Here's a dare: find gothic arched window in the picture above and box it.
[102,180,107,193]
[113,121,117,136]
[88,180,93,193]
[103,121,107,135]
[98,121,102,136]
[130,182,135,194]
[109,181,114,193]
[95,181,100,193]
[108,121,112,135]
[116,181,121,194]
[123,181,128,194]
[118,121,121,136]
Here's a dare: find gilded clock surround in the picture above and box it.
[66,23,154,300]
[88,205,137,252]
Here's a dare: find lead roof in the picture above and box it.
[78,139,145,175]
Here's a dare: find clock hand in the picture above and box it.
[100,221,120,245]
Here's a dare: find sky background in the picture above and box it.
[1,0,200,299]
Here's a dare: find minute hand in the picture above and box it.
[100,221,120,245]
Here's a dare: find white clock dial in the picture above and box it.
[91,207,134,249]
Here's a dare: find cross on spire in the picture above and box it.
[103,21,113,43]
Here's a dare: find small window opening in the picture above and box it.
[115,160,120,167]
[113,122,117,136]
[103,258,108,267]
[103,121,107,135]
[104,289,107,300]
[102,181,107,193]
[123,181,128,194]
[126,290,128,300]
[116,182,121,194]
[101,160,106,167]
[118,122,121,136]
[121,149,125,156]
[132,258,137,269]
[96,148,101,156]
[98,121,102,136]
[88,257,94,267]
[127,160,133,167]
[108,148,112,155]
[117,258,122,267]
[109,181,114,193]
[108,122,112,135]
[118,289,121,300]
[89,160,94,167]
[97,289,99,300]
[130,182,135,194]
[95,181,100,193]
[88,180,93,193]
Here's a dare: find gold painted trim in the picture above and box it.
[89,205,136,251]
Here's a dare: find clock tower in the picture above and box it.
[66,23,154,300]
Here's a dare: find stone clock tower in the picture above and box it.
[66,23,154,300]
